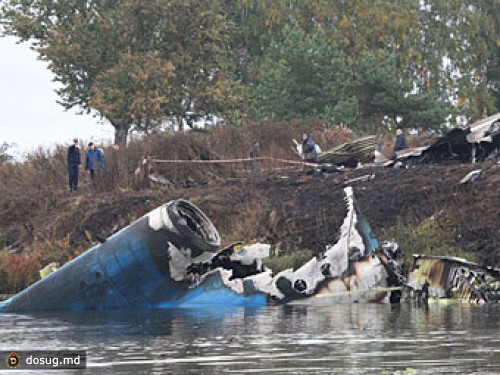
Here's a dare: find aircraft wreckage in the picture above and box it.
[0,188,498,312]
[393,112,500,165]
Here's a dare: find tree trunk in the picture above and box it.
[114,127,128,145]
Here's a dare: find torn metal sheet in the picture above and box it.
[459,169,482,184]
[0,188,401,312]
[187,186,399,306]
[466,112,500,143]
[406,255,500,303]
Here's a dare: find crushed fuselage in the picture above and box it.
[406,255,500,303]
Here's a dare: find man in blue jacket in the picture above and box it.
[302,133,319,163]
[85,142,105,183]
[67,138,81,191]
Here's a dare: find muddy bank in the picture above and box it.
[4,162,497,267]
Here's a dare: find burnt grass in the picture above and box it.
[7,163,500,264]
[0,124,499,294]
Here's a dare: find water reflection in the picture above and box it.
[0,304,499,374]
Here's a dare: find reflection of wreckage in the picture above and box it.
[396,113,500,164]
[0,189,498,312]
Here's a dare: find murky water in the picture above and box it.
[0,303,499,374]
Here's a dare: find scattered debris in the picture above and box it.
[0,188,404,312]
[316,163,344,174]
[148,173,175,189]
[393,161,408,169]
[374,149,390,164]
[185,186,401,306]
[459,169,482,184]
[7,241,22,254]
[344,174,375,184]
[406,255,500,303]
[319,136,377,167]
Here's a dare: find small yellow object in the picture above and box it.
[39,262,59,279]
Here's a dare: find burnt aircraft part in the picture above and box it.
[0,200,221,312]
[407,255,500,303]
[376,241,406,304]
[271,187,391,304]
[187,242,265,281]
[185,187,396,306]
[419,128,473,163]
[390,113,500,165]
[287,255,395,305]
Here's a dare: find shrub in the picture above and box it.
[0,253,41,294]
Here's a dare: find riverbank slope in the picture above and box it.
[0,124,498,294]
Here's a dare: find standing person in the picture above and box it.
[247,140,261,176]
[67,138,81,191]
[302,133,319,163]
[248,141,261,159]
[394,128,408,152]
[85,142,105,183]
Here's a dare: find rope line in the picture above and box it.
[148,156,319,167]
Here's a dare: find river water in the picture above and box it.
[0,303,498,374]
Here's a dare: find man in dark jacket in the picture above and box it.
[85,142,105,182]
[67,138,81,191]
[247,141,261,176]
[394,128,408,152]
[302,134,319,163]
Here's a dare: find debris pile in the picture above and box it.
[319,136,377,167]
[406,255,500,303]
[396,113,500,165]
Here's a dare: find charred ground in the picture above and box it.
[15,163,500,263]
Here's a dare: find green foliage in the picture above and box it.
[251,33,449,130]
[89,53,176,138]
[2,0,500,136]
[263,249,314,274]
[381,217,472,266]
[250,26,350,121]
[481,0,500,111]
[235,0,500,123]
[1,0,245,143]
[347,52,450,131]
[331,97,360,128]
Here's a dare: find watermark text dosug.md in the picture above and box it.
[3,350,86,370]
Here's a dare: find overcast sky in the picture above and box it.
[0,36,115,159]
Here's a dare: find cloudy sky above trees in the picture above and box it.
[0,36,114,157]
